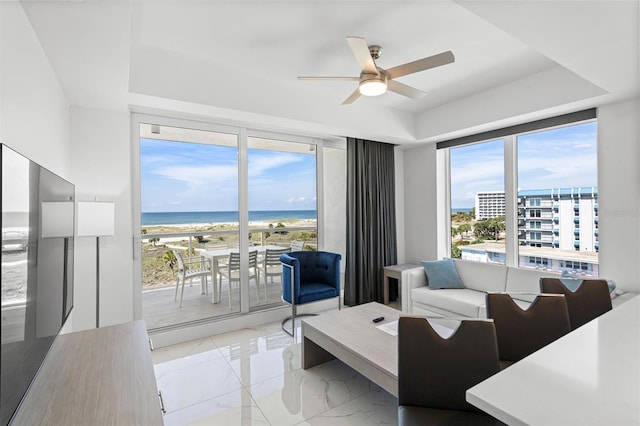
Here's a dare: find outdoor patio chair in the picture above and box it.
[218,249,260,307]
[257,247,291,298]
[290,240,304,251]
[173,250,213,308]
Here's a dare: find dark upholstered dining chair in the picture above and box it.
[279,251,341,337]
[485,293,571,368]
[397,316,505,426]
[539,278,612,330]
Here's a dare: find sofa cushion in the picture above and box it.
[420,259,465,290]
[452,259,508,292]
[412,287,487,318]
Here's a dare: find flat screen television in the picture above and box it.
[0,144,75,425]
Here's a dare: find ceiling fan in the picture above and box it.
[298,36,455,105]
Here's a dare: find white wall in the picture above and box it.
[597,98,640,292]
[401,143,438,263]
[323,145,347,274]
[69,107,134,331]
[1,2,73,332]
[401,96,640,293]
[0,2,71,177]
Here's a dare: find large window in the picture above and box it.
[442,112,598,277]
[133,117,344,333]
[449,139,505,263]
[517,121,598,273]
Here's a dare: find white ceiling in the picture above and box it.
[19,0,640,145]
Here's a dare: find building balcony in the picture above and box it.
[574,217,580,224]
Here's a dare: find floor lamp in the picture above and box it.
[77,201,115,328]
[41,201,75,322]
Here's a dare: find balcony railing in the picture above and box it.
[140,225,317,290]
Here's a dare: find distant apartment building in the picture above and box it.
[518,187,598,252]
[461,187,599,276]
[475,191,505,220]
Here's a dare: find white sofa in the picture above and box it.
[404,259,560,318]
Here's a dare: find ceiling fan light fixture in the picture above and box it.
[359,74,387,96]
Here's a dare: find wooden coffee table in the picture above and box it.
[301,302,401,397]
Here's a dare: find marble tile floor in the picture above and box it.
[152,319,399,426]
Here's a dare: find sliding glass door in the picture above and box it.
[138,122,241,330]
[247,136,317,310]
[133,116,337,332]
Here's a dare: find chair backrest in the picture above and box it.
[173,250,186,272]
[228,249,258,270]
[397,316,500,411]
[290,241,304,251]
[248,249,258,268]
[539,278,612,329]
[486,293,571,362]
[280,251,341,304]
[264,247,291,267]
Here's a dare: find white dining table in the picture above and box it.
[203,245,286,303]
[466,295,640,426]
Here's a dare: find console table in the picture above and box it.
[12,320,163,425]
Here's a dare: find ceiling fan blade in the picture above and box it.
[298,76,360,81]
[346,36,379,75]
[342,88,361,105]
[386,51,455,79]
[387,80,426,99]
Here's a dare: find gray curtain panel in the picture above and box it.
[344,137,397,306]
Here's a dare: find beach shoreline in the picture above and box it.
[141,218,316,235]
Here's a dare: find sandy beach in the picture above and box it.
[141,218,316,235]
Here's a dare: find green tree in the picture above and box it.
[458,223,472,240]
[150,237,160,247]
[451,243,461,258]
[163,250,177,272]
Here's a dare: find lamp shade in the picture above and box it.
[41,201,75,238]
[77,201,115,237]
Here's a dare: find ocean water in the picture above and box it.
[141,210,317,226]
[451,208,473,214]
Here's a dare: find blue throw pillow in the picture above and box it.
[420,259,465,290]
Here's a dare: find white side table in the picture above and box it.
[383,263,420,307]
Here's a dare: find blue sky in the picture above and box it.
[450,121,597,209]
[140,139,316,212]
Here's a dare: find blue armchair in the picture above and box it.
[280,251,342,337]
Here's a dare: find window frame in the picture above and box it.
[438,111,597,271]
